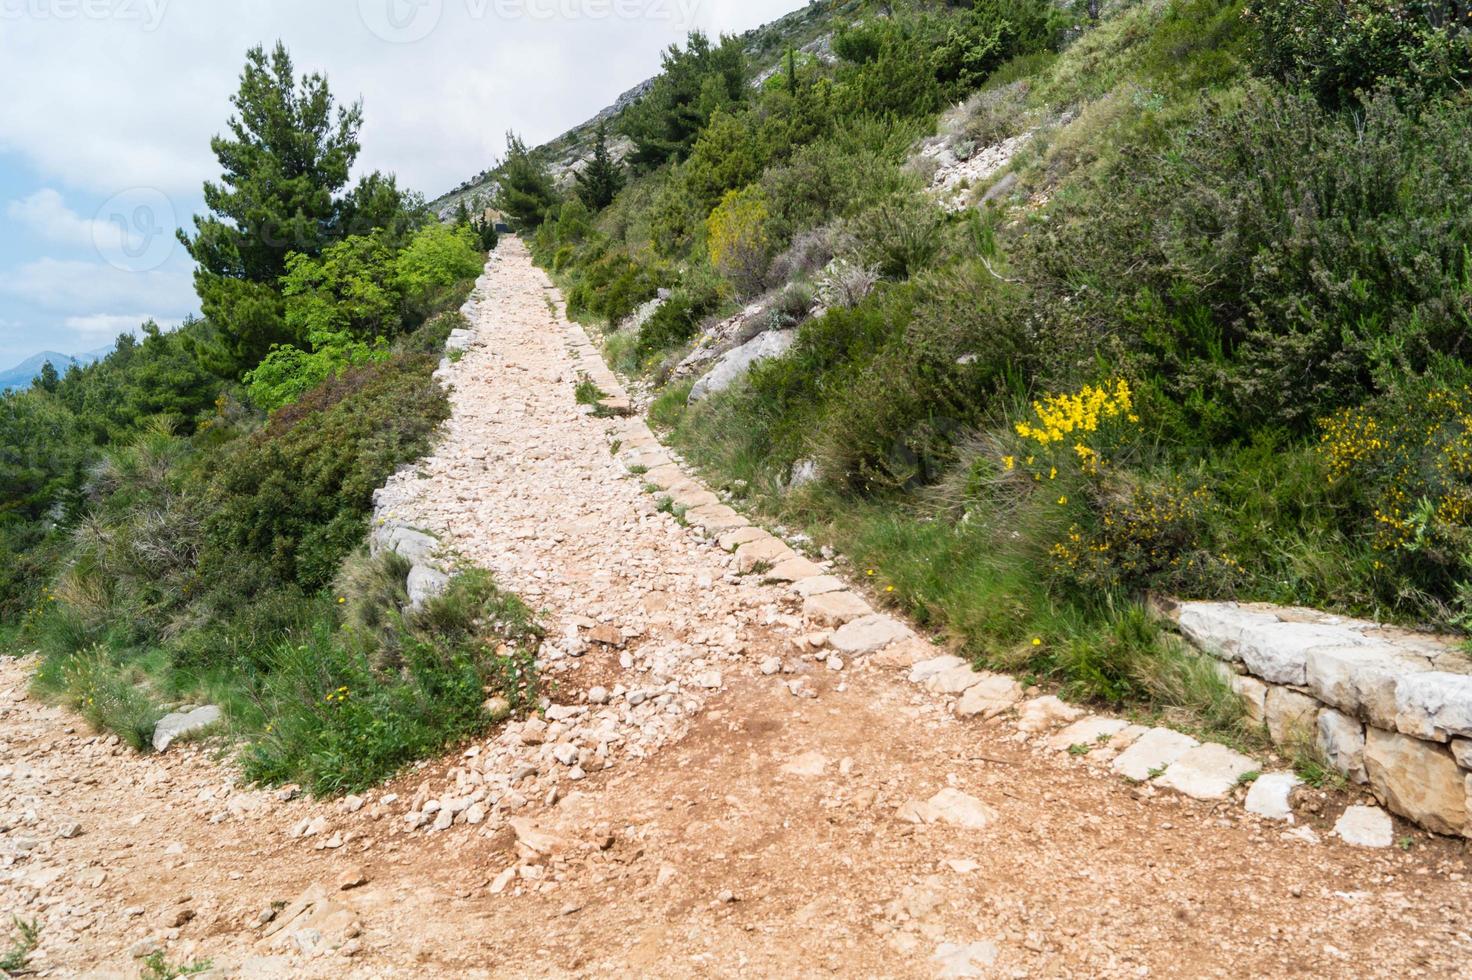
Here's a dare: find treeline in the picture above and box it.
[0,43,536,794]
[514,0,1472,727]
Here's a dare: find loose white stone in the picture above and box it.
[1112,728,1199,782]
[1156,743,1258,801]
[1334,805,1393,848]
[1245,772,1302,821]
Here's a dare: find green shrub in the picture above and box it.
[202,347,449,594]
[1318,373,1472,623]
[242,570,540,796]
[1023,88,1472,439]
[1247,0,1472,107]
[848,194,947,280]
[637,281,721,359]
[706,185,772,296]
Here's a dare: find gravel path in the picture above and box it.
[2,240,1470,978]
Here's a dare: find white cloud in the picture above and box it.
[0,257,196,314]
[0,0,805,199]
[64,313,183,339]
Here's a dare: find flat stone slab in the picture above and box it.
[954,675,1024,720]
[1245,772,1302,821]
[1015,696,1083,734]
[803,591,874,627]
[671,489,721,510]
[641,464,685,490]
[1111,728,1200,782]
[764,556,825,582]
[718,526,769,552]
[735,538,794,573]
[909,656,968,685]
[685,504,749,534]
[829,615,913,656]
[1156,743,1258,800]
[924,663,988,696]
[793,575,848,598]
[153,705,223,753]
[1048,717,1130,752]
[1334,805,1393,848]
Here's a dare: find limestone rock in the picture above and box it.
[688,329,796,403]
[1394,671,1472,742]
[407,564,451,611]
[1048,717,1129,752]
[1015,696,1082,734]
[1156,743,1258,801]
[1245,772,1301,821]
[1315,709,1368,784]
[802,591,873,627]
[898,788,996,830]
[829,615,912,656]
[765,556,825,583]
[152,705,222,753]
[792,574,848,598]
[1306,644,1422,730]
[1229,673,1268,726]
[781,751,828,778]
[261,883,362,956]
[909,656,967,685]
[1264,686,1319,747]
[1334,805,1393,848]
[924,664,987,697]
[1112,728,1199,782]
[931,940,1000,979]
[735,537,794,574]
[1363,728,1467,837]
[954,675,1024,721]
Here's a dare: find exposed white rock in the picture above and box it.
[1156,743,1258,801]
[1315,709,1368,784]
[1245,772,1301,821]
[1394,671,1472,742]
[1334,805,1393,848]
[1363,728,1467,837]
[953,675,1023,721]
[1111,728,1199,782]
[1014,696,1082,734]
[1264,686,1320,747]
[829,615,913,656]
[688,329,796,403]
[152,706,222,753]
[1048,717,1129,752]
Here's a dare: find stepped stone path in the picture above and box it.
[3,239,1471,978]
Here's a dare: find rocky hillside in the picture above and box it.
[430,0,855,217]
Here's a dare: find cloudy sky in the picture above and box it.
[0,0,802,370]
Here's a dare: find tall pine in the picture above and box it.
[494,133,559,229]
[575,123,625,211]
[178,43,363,373]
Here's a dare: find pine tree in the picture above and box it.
[178,42,363,373]
[575,123,626,212]
[494,133,559,229]
[35,361,59,393]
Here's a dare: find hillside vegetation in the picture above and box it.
[0,44,527,795]
[512,0,1472,729]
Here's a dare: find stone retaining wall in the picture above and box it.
[1165,600,1472,838]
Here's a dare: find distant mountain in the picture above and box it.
[0,347,108,392]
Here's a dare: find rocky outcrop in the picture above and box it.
[688,329,796,404]
[1171,600,1472,838]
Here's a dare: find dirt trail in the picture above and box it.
[2,240,1470,979]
